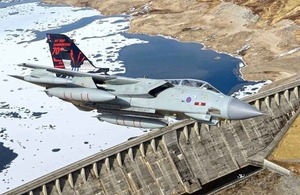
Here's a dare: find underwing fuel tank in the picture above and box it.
[97,114,167,128]
[24,75,73,85]
[46,87,116,102]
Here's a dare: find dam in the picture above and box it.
[4,76,300,195]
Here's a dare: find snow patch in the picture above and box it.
[231,80,272,99]
[0,2,147,193]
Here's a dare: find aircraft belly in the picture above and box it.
[130,97,204,114]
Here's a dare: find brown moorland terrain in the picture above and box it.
[43,0,300,82]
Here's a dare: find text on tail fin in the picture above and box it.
[46,33,109,75]
[46,33,93,70]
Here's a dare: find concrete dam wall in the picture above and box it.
[5,77,300,195]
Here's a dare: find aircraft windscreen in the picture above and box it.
[165,79,221,93]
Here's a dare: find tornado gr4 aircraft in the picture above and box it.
[10,34,263,128]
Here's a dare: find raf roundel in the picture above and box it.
[186,97,192,103]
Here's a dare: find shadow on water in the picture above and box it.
[118,33,259,95]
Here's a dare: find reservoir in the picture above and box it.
[0,0,260,178]
[119,33,257,95]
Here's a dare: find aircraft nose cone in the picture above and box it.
[228,98,264,120]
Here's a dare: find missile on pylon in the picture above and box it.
[97,114,167,128]
[8,75,74,85]
[46,87,116,102]
[24,75,74,85]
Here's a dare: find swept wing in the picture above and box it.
[18,63,139,85]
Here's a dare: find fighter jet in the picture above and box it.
[10,34,263,128]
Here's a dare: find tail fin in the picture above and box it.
[46,33,109,74]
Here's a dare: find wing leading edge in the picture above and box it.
[18,63,139,85]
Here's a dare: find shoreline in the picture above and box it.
[42,0,300,85]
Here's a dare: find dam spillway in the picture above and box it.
[4,76,300,195]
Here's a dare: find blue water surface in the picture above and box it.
[0,1,260,174]
[119,33,256,95]
[0,142,17,173]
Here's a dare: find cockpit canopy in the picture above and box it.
[165,79,221,94]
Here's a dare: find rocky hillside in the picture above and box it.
[225,0,300,25]
[43,0,300,82]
